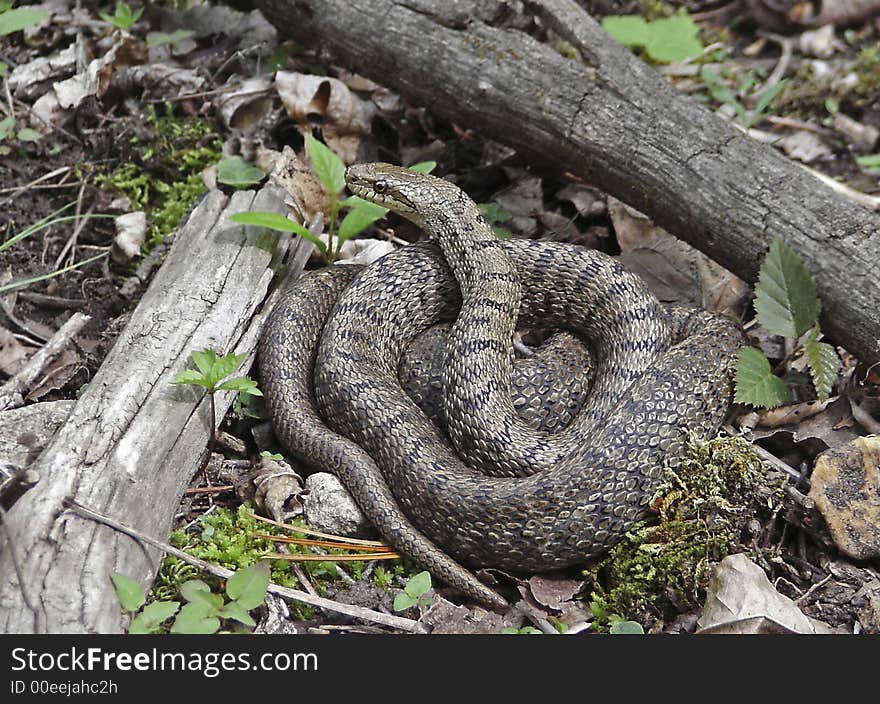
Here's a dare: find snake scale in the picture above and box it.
[259,163,745,609]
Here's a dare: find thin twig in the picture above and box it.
[0,312,90,411]
[63,499,429,633]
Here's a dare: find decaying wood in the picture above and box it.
[0,312,90,411]
[256,0,880,365]
[0,185,311,633]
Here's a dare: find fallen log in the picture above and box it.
[0,185,310,632]
[256,0,880,364]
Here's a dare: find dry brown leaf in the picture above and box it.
[609,197,749,314]
[0,327,35,376]
[217,77,274,130]
[697,553,838,633]
[275,72,376,163]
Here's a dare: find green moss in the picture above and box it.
[585,435,763,630]
[96,102,221,247]
[166,504,412,620]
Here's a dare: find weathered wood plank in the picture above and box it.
[0,184,311,632]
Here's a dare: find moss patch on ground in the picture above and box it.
[95,103,222,247]
[158,504,410,620]
[585,435,764,630]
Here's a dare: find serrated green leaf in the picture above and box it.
[804,326,840,401]
[602,15,649,47]
[171,369,208,387]
[0,8,51,37]
[734,347,790,409]
[404,570,432,598]
[216,156,265,188]
[191,349,217,378]
[229,211,327,253]
[226,562,270,610]
[219,600,256,627]
[130,600,180,633]
[645,16,703,63]
[212,352,247,382]
[305,133,346,194]
[171,602,221,634]
[610,620,645,634]
[111,572,146,612]
[218,376,263,396]
[754,239,820,338]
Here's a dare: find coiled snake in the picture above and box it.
[259,163,745,609]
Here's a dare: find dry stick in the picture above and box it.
[0,312,90,411]
[63,499,430,634]
[0,166,73,196]
[53,183,90,270]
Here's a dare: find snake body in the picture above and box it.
[259,163,744,609]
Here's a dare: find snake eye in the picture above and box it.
[373,180,389,195]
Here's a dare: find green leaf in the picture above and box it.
[219,600,256,627]
[0,115,14,140]
[645,16,703,63]
[0,8,51,37]
[734,347,791,409]
[408,160,436,174]
[171,602,221,634]
[753,239,820,338]
[226,562,270,610]
[217,156,265,189]
[478,202,513,225]
[212,352,247,382]
[180,579,224,613]
[172,369,209,387]
[111,572,146,612]
[857,154,880,175]
[218,376,263,396]
[191,349,217,379]
[393,592,418,612]
[746,79,788,128]
[338,205,385,242]
[129,600,180,634]
[147,29,194,48]
[700,70,747,123]
[602,15,649,47]
[16,127,42,142]
[610,620,645,634]
[0,62,8,78]
[404,570,432,598]
[305,133,346,194]
[804,326,840,401]
[229,211,327,254]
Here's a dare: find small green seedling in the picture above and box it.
[701,69,788,129]
[734,239,839,408]
[230,135,435,263]
[501,626,543,634]
[392,570,432,611]
[172,350,262,474]
[99,2,143,32]
[112,563,271,634]
[216,156,266,189]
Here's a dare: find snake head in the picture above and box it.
[345,162,445,228]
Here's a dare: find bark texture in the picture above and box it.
[0,185,310,632]
[257,0,880,364]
